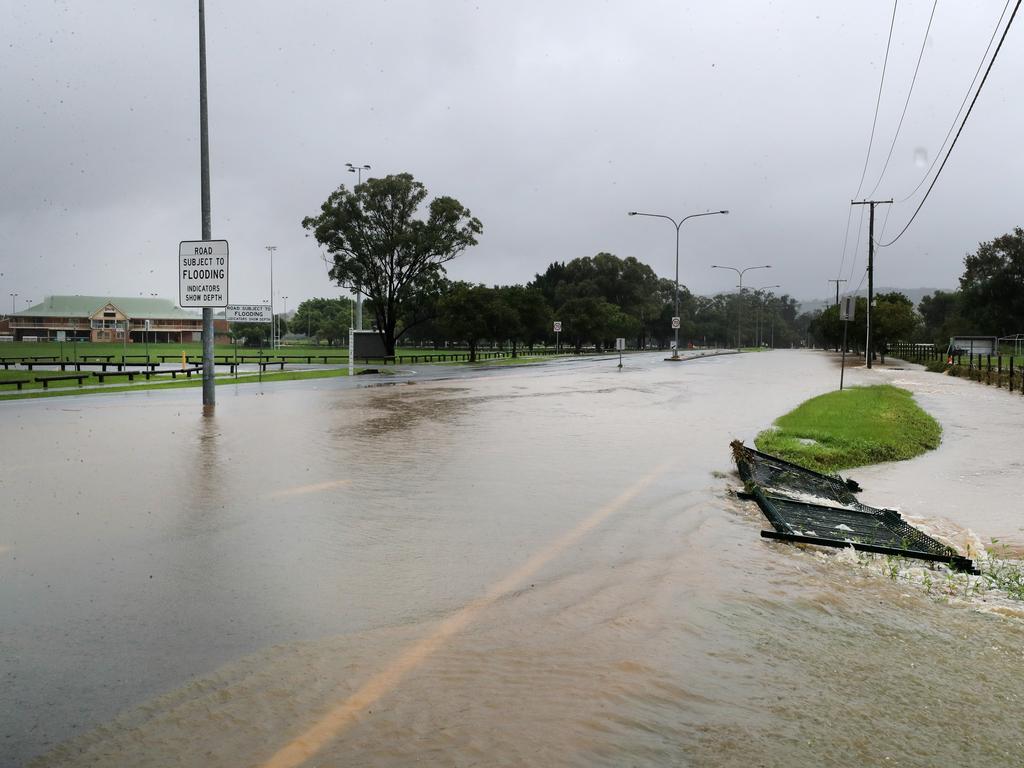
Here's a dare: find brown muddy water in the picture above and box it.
[2,351,1023,767]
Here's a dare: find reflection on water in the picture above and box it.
[3,352,1023,767]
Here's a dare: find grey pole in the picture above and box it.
[266,246,277,349]
[628,209,728,360]
[198,0,215,409]
[346,163,371,331]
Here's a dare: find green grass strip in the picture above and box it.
[754,384,941,473]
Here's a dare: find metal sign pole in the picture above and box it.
[198,0,215,410]
[840,321,848,391]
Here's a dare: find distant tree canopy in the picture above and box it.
[302,173,482,355]
[290,297,352,346]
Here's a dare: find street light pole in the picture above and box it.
[9,293,17,314]
[281,295,288,346]
[266,245,277,349]
[629,209,729,359]
[710,264,771,348]
[749,284,780,347]
[346,163,371,330]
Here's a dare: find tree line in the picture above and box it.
[293,171,1023,356]
[292,171,809,356]
[807,227,1024,354]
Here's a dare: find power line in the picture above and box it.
[880,0,1021,247]
[846,202,868,287]
[836,0,898,290]
[896,0,1011,203]
[854,0,900,198]
[867,0,939,198]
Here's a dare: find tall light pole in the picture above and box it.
[266,245,277,348]
[281,295,288,345]
[346,162,371,185]
[346,162,371,330]
[628,209,729,359]
[711,264,771,348]
[749,284,780,347]
[9,293,17,314]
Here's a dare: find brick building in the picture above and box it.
[7,295,229,343]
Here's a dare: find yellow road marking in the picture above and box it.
[259,461,670,768]
[269,479,352,499]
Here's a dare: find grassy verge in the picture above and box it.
[0,367,353,401]
[754,384,941,472]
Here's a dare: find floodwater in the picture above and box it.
[2,351,1023,767]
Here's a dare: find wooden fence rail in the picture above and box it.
[887,342,1023,395]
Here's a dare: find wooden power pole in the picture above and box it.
[851,200,892,369]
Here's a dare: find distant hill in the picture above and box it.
[796,287,951,315]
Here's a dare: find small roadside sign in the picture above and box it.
[840,295,855,322]
[671,316,680,329]
[179,240,229,307]
[553,321,562,333]
[226,304,272,323]
[615,337,626,351]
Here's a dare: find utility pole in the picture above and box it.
[828,278,847,308]
[851,199,892,369]
[198,0,215,409]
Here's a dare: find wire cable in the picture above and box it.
[854,0,900,198]
[896,0,1011,203]
[880,0,1020,247]
[867,0,939,197]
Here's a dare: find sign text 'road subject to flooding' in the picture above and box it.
[179,240,229,307]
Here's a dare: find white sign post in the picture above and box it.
[179,240,229,307]
[553,320,561,354]
[348,328,355,377]
[671,316,681,329]
[615,337,625,368]
[839,296,855,390]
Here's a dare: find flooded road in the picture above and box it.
[3,351,1023,767]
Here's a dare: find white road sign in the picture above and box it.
[226,304,272,323]
[615,337,626,351]
[179,240,229,307]
[840,295,855,322]
[553,321,562,332]
[671,316,681,329]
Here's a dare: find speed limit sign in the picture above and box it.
[553,321,562,332]
[671,316,680,329]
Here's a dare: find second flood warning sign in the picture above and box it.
[179,240,229,307]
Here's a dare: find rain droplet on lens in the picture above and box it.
[913,147,928,168]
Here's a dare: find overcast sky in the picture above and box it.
[2,0,1021,313]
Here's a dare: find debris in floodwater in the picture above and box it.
[730,440,979,574]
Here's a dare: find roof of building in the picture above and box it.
[15,296,201,320]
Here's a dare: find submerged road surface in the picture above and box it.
[3,351,1023,767]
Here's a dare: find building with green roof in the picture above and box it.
[7,296,228,343]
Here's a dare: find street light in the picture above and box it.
[346,162,371,185]
[346,163,372,329]
[9,293,17,314]
[629,209,729,359]
[710,264,771,348]
[281,295,289,346]
[749,284,780,347]
[266,245,277,348]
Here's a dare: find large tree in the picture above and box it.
[302,173,483,355]
[959,227,1024,336]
